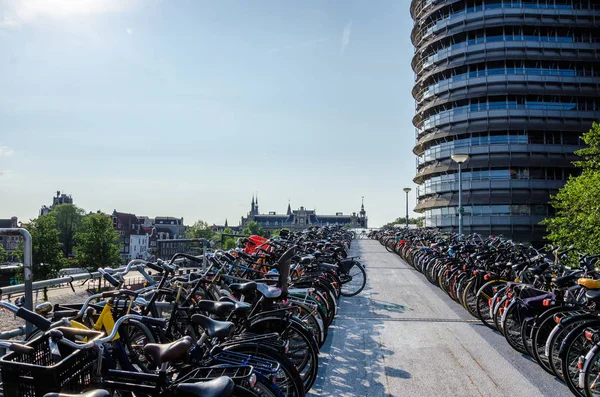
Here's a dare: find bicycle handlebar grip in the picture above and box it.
[146,262,164,273]
[9,343,34,354]
[16,307,52,331]
[103,273,120,287]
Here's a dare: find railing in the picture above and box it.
[0,228,32,334]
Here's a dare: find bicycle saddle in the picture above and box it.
[176,377,234,397]
[586,289,600,302]
[553,272,582,288]
[191,314,235,339]
[196,300,236,317]
[230,281,257,296]
[144,336,192,366]
[299,255,314,265]
[44,390,110,397]
[580,278,600,290]
[256,283,282,299]
[218,297,252,316]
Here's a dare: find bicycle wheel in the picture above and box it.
[548,318,593,380]
[561,321,600,397]
[224,343,305,397]
[475,281,505,329]
[531,308,570,376]
[118,319,156,372]
[462,278,480,318]
[501,301,528,354]
[339,262,367,297]
[583,344,600,397]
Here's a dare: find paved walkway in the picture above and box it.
[308,240,570,397]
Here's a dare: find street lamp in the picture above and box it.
[451,154,469,237]
[403,188,412,228]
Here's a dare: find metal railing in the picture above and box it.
[0,228,33,334]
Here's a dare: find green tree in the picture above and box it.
[242,221,266,237]
[543,123,600,253]
[75,213,122,270]
[543,171,600,254]
[26,215,64,280]
[269,229,281,237]
[0,245,7,264]
[187,220,215,239]
[52,203,85,257]
[574,122,600,170]
[383,216,424,228]
[214,227,238,250]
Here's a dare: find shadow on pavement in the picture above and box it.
[308,241,410,397]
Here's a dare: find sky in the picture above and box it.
[0,0,418,228]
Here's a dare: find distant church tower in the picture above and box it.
[250,194,260,217]
[359,197,367,228]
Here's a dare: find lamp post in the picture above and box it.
[403,188,412,228]
[451,154,469,237]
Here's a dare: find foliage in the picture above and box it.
[269,229,281,237]
[213,228,238,250]
[543,123,600,252]
[187,220,215,239]
[383,216,424,228]
[52,204,84,257]
[25,215,64,281]
[0,245,6,264]
[574,122,600,170]
[242,221,266,237]
[75,213,122,270]
[542,170,600,254]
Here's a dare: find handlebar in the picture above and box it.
[51,314,146,350]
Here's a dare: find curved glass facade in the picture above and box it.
[411,0,600,242]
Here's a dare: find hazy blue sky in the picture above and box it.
[0,0,417,227]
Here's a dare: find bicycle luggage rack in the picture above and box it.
[222,331,288,352]
[210,347,280,374]
[189,364,254,382]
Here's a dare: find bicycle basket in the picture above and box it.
[0,330,102,397]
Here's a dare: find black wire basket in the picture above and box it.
[0,330,102,397]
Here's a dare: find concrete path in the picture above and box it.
[308,240,571,397]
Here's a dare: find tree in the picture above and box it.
[0,245,6,264]
[52,204,84,257]
[542,171,600,254]
[270,229,281,237]
[543,123,600,253]
[383,216,424,228]
[242,221,266,237]
[186,220,214,239]
[574,122,600,170]
[75,213,122,270]
[214,227,238,250]
[27,215,64,280]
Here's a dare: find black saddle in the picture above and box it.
[230,281,257,296]
[144,336,192,366]
[191,314,235,339]
[586,289,600,302]
[528,263,549,275]
[44,390,110,397]
[176,377,234,397]
[217,298,252,316]
[256,283,282,299]
[196,300,236,317]
[553,272,581,288]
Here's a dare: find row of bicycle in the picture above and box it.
[373,228,600,397]
[0,226,367,397]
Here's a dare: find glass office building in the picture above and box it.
[410,0,600,242]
